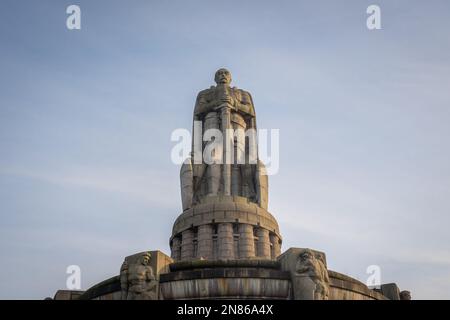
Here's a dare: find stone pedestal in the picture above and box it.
[170,196,282,261]
[159,260,290,300]
[77,248,396,301]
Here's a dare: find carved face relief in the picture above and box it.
[141,253,151,266]
[295,250,316,275]
[215,68,232,85]
[300,250,313,262]
[295,250,327,277]
[400,290,412,300]
[293,249,330,300]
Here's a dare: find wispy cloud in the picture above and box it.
[0,165,179,209]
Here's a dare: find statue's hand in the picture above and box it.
[220,96,234,105]
[220,95,236,106]
[214,98,236,111]
[214,103,230,111]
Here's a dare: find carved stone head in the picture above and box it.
[214,68,232,85]
[296,249,315,274]
[400,290,411,300]
[295,249,327,278]
[140,252,151,266]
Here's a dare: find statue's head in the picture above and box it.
[140,252,151,266]
[295,249,327,277]
[298,249,315,267]
[214,68,232,85]
[400,290,411,300]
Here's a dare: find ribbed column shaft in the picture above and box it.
[181,229,195,260]
[171,237,181,261]
[256,228,271,259]
[197,225,213,259]
[239,224,255,258]
[218,223,234,259]
[270,234,281,258]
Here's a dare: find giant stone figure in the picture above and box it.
[180,68,268,211]
[172,68,280,262]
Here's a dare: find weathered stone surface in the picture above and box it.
[169,259,280,272]
[77,260,389,301]
[218,223,234,259]
[181,230,195,260]
[180,159,193,211]
[278,248,330,300]
[270,234,281,258]
[159,267,291,300]
[170,194,282,261]
[53,290,84,300]
[197,224,214,259]
[239,224,256,258]
[380,283,401,300]
[170,237,181,261]
[78,276,120,300]
[179,68,269,222]
[256,228,271,259]
[328,271,387,300]
[119,251,172,300]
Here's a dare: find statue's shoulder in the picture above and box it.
[232,87,252,98]
[233,87,254,104]
[197,86,215,99]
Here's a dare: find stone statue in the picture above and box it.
[180,68,268,210]
[120,252,158,300]
[295,249,330,300]
[400,290,412,300]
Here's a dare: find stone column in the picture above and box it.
[270,234,281,258]
[171,237,181,261]
[218,223,234,259]
[197,224,213,259]
[181,229,195,260]
[239,224,255,258]
[256,228,271,259]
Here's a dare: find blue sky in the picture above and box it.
[1,0,450,299]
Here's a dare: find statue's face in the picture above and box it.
[215,69,232,85]
[400,291,411,300]
[141,254,151,266]
[296,250,314,271]
[300,250,313,263]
